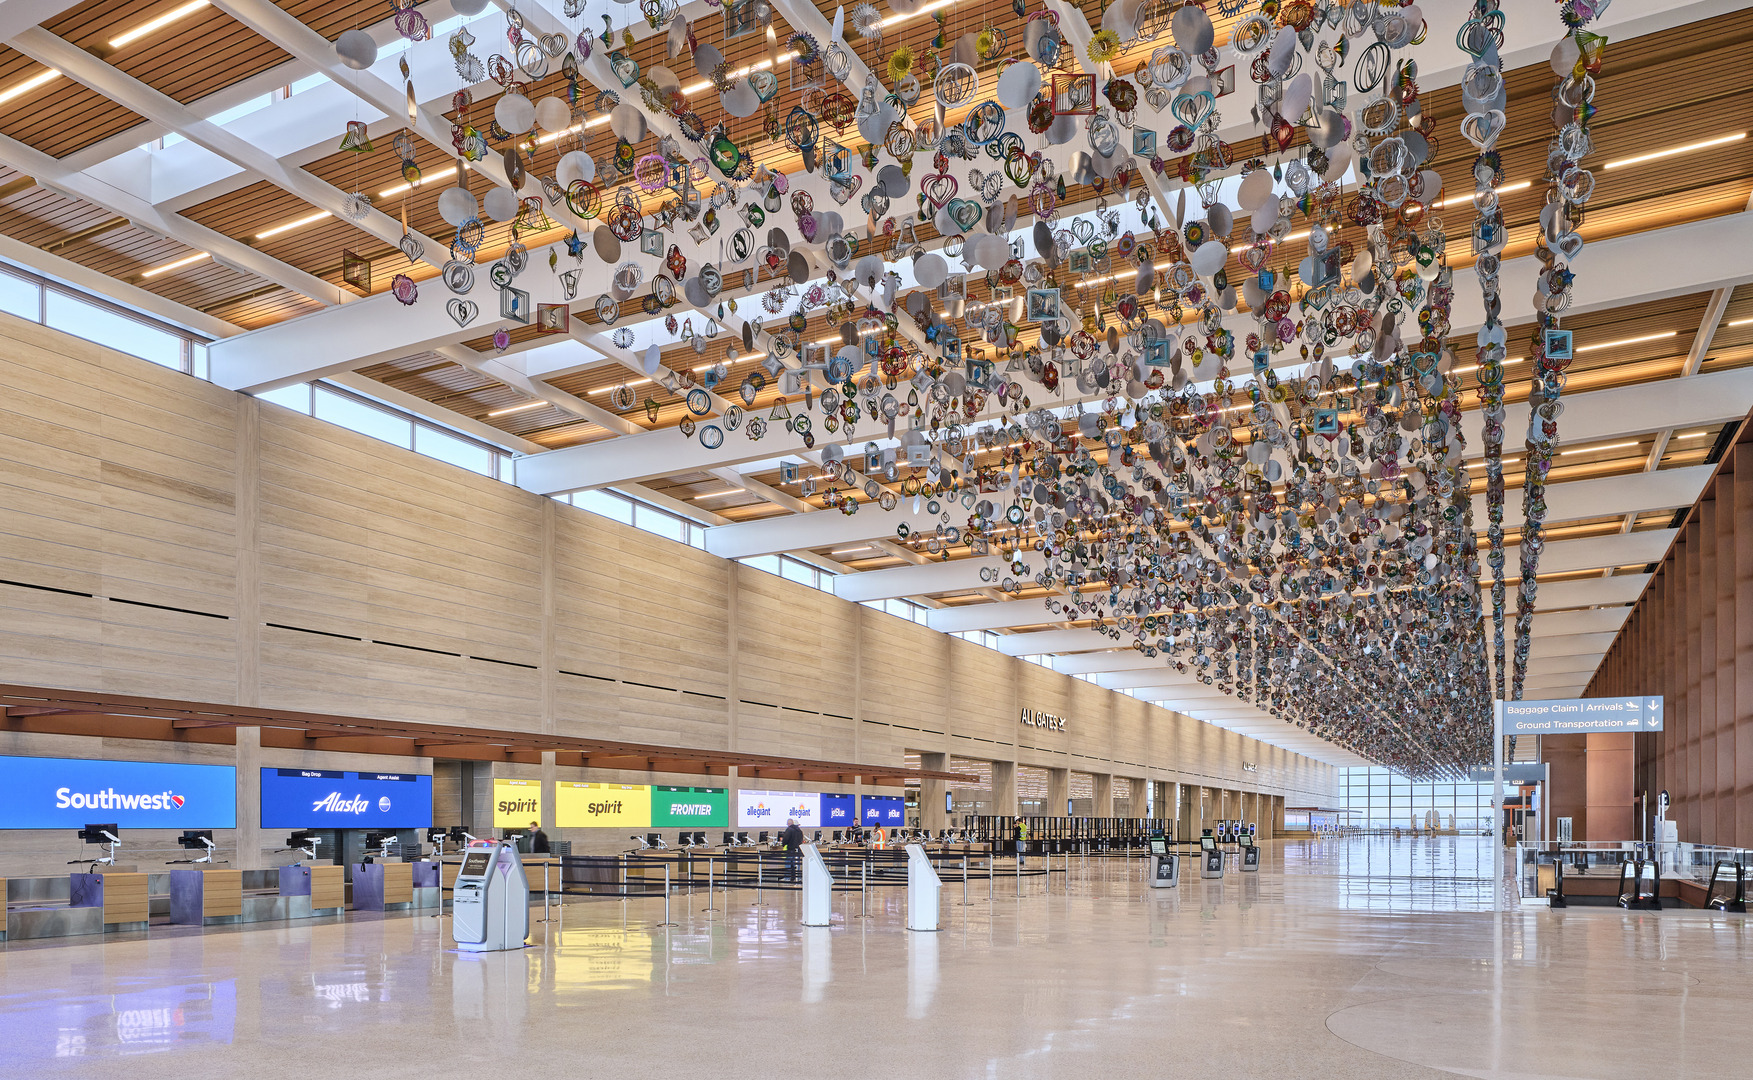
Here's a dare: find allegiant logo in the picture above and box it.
[748,803,773,817]
[56,787,183,810]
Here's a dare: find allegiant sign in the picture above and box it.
[0,754,236,830]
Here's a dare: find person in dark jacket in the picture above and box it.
[529,821,550,854]
[782,818,805,882]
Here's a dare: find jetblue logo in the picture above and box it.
[312,792,373,814]
[56,787,183,810]
[828,807,849,819]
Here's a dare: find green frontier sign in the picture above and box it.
[651,786,729,827]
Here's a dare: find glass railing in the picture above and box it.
[1515,841,1753,907]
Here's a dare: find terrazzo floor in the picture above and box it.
[1,836,1744,1079]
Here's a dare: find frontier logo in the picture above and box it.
[669,803,714,816]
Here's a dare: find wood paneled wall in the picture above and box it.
[1586,416,1753,847]
[0,313,1338,872]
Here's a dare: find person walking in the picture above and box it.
[1014,818,1029,869]
[528,821,550,854]
[781,818,805,882]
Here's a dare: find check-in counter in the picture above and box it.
[168,868,244,925]
[351,861,413,910]
[278,864,345,912]
[70,870,149,931]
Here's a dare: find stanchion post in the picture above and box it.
[854,858,871,918]
[1016,849,1021,896]
[540,858,552,923]
[659,863,676,927]
[704,853,718,913]
[756,851,764,907]
[962,851,969,907]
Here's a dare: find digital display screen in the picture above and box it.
[260,768,430,829]
[459,852,491,876]
[1148,837,1168,856]
[1199,836,1215,851]
[0,754,235,830]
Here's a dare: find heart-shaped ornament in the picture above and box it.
[921,172,957,208]
[1460,108,1505,151]
[830,174,862,204]
[1170,89,1216,131]
[749,69,778,103]
[948,198,984,232]
[447,298,479,327]
[1553,231,1584,261]
[540,32,568,57]
[609,51,639,87]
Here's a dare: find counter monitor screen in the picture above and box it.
[1148,837,1168,856]
[460,852,491,876]
[1199,836,1215,852]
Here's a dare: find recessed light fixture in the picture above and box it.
[590,379,650,394]
[693,487,744,499]
[1674,430,1713,439]
[1559,440,1638,457]
[1728,317,1753,328]
[1603,132,1746,171]
[109,0,209,49]
[255,210,331,240]
[487,401,546,417]
[0,69,59,107]
[141,252,210,278]
[1433,180,1530,209]
[379,165,456,199]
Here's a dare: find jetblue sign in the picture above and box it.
[861,795,906,826]
[260,768,432,829]
[1500,696,1664,735]
[0,754,236,830]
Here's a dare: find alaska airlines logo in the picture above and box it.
[313,792,377,814]
[56,787,183,810]
[1020,708,1067,731]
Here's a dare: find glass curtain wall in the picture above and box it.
[1339,767,1497,834]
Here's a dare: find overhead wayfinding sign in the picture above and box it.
[1499,696,1664,735]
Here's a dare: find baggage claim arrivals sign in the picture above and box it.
[1500,696,1665,735]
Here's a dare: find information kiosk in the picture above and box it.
[451,841,529,952]
[905,843,941,931]
[1148,835,1179,889]
[800,843,833,927]
[1199,831,1224,879]
[1238,832,1260,872]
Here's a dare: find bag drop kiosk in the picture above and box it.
[1238,832,1260,872]
[1199,832,1224,879]
[1147,835,1179,889]
[451,841,530,952]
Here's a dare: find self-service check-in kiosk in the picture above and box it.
[1148,836,1179,889]
[1238,832,1260,872]
[1199,832,1224,879]
[451,841,529,952]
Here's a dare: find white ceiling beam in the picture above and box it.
[1522,684,1591,700]
[994,628,1124,656]
[1050,652,1165,676]
[1525,653,1612,676]
[1094,670,1229,693]
[0,230,242,339]
[1470,465,1712,530]
[0,0,82,37]
[0,131,343,305]
[1528,634,1617,659]
[325,371,545,455]
[8,27,450,273]
[1505,574,1648,612]
[705,505,947,560]
[1459,365,1753,455]
[1529,530,1674,576]
[830,557,1005,603]
[1531,607,1632,637]
[926,599,1061,634]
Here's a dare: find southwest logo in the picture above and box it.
[56,787,183,810]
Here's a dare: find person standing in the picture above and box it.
[528,821,550,854]
[781,818,805,882]
[1014,818,1029,869]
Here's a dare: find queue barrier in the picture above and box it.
[1706,861,1747,913]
